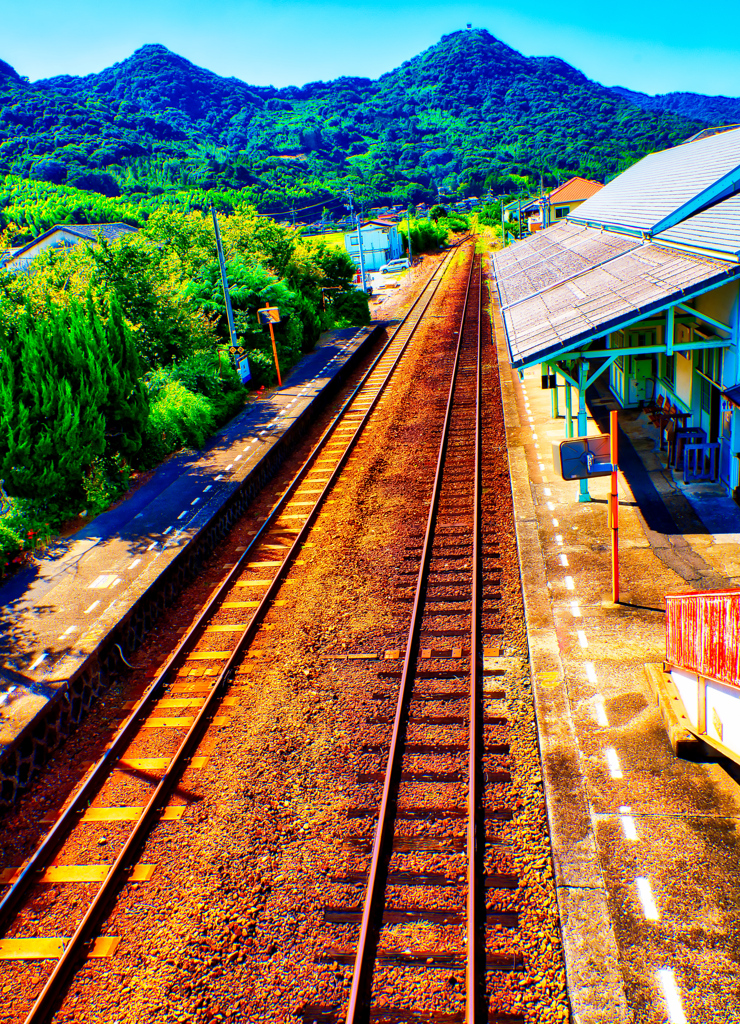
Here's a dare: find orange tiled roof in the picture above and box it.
[547,177,604,204]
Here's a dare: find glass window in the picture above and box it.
[662,354,675,387]
[701,377,711,414]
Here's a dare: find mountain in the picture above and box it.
[610,86,740,127]
[0,30,725,206]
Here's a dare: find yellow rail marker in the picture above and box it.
[118,756,205,770]
[207,624,247,632]
[73,806,186,823]
[0,936,120,960]
[144,717,194,728]
[223,601,259,609]
[186,651,232,659]
[152,698,204,709]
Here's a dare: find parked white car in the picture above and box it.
[378,258,410,274]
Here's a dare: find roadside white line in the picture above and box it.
[129,559,141,570]
[635,876,659,920]
[656,969,688,1024]
[605,746,623,779]
[619,805,638,841]
[593,697,609,727]
[84,600,100,614]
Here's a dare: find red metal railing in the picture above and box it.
[665,589,740,689]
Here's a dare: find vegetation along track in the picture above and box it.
[0,239,568,1024]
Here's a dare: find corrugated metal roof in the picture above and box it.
[499,238,739,368]
[493,221,641,307]
[568,127,740,235]
[655,194,740,257]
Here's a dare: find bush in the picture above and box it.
[140,381,217,466]
[0,520,24,574]
[332,289,371,326]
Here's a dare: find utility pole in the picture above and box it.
[500,198,505,245]
[211,203,238,353]
[406,207,413,264]
[345,187,367,292]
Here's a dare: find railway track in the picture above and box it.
[303,255,533,1023]
[0,241,472,1024]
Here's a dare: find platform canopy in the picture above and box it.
[493,227,740,370]
[568,126,740,236]
[492,127,740,372]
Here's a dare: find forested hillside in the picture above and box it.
[611,87,740,127]
[0,30,716,210]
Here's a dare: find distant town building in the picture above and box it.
[343,219,404,272]
[2,223,139,274]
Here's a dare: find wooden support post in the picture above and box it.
[268,322,282,386]
[578,361,590,502]
[610,409,619,603]
[565,381,573,438]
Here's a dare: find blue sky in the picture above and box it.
[3,0,740,97]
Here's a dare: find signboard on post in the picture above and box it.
[258,306,281,326]
[256,306,282,386]
[553,435,613,481]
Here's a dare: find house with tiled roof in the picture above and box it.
[2,223,138,274]
[522,177,604,232]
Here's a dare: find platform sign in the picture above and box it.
[236,353,251,385]
[257,306,281,326]
[553,435,613,481]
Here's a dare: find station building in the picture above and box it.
[491,127,740,499]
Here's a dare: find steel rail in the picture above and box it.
[18,243,473,1024]
[0,241,460,940]
[467,259,483,1023]
[345,250,477,1023]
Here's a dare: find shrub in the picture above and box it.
[140,381,218,466]
[332,289,371,326]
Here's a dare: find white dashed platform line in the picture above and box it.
[636,876,659,920]
[190,498,200,505]
[605,746,623,779]
[176,512,187,521]
[657,969,688,1024]
[565,576,575,590]
[552,517,559,527]
[570,601,581,618]
[30,654,46,670]
[147,540,159,549]
[163,526,173,535]
[214,474,223,481]
[619,806,638,841]
[555,534,563,546]
[577,629,588,648]
[584,661,597,683]
[129,559,141,570]
[559,554,569,566]
[84,601,100,614]
[593,698,609,727]
[203,485,212,492]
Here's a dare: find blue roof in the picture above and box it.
[568,127,740,236]
[655,194,740,258]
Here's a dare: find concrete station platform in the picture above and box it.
[496,318,740,1022]
[0,322,386,797]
